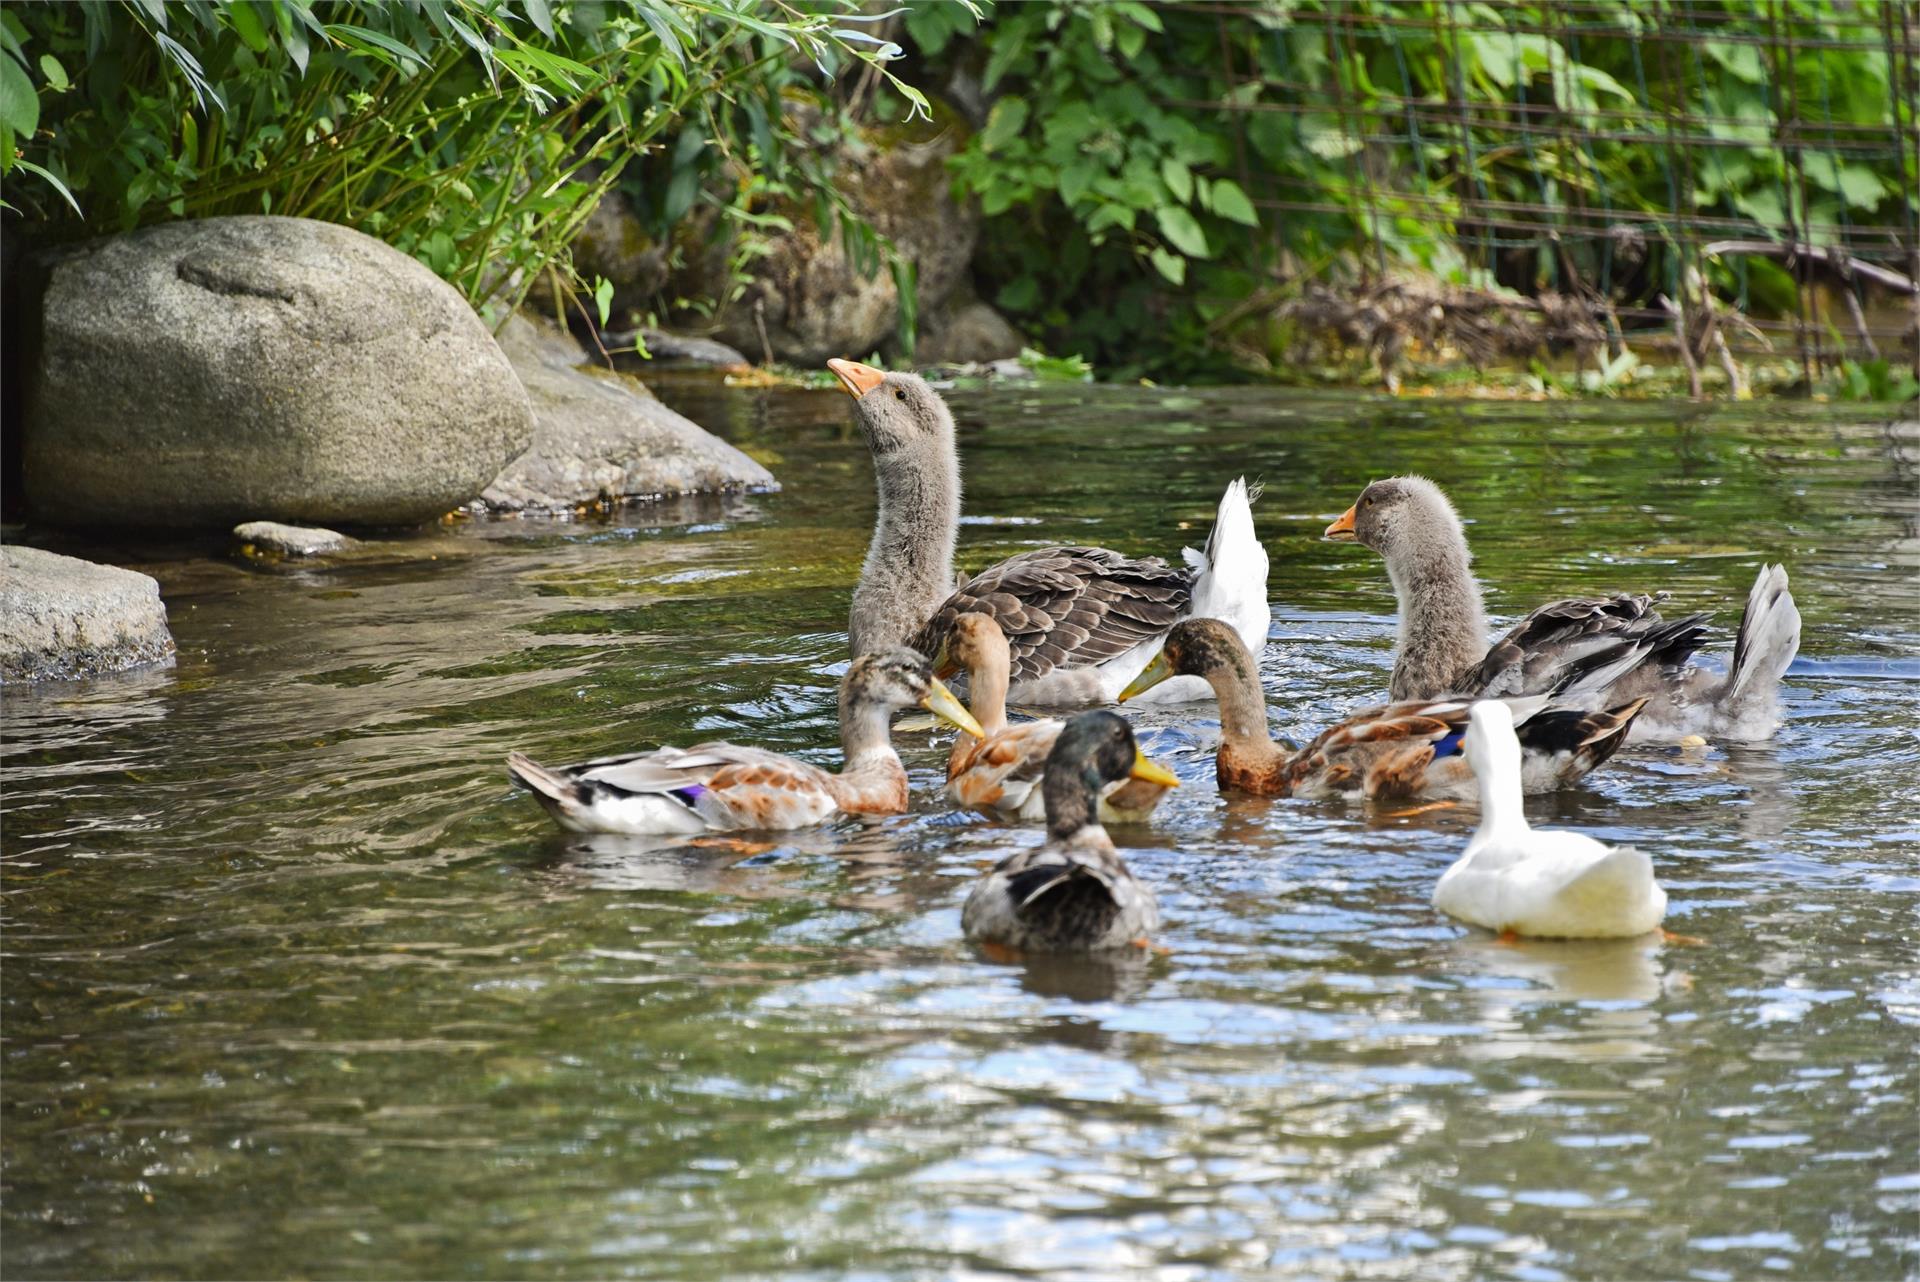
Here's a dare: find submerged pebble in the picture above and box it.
[232,521,357,559]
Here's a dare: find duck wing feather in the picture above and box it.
[1462,591,1678,696]
[567,743,842,828]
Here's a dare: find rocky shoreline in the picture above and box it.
[1,98,1030,684]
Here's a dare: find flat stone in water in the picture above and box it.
[233,520,357,558]
[0,546,175,681]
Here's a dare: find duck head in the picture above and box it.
[939,611,1011,678]
[1041,710,1178,838]
[827,359,956,459]
[1324,475,1466,560]
[1119,617,1251,700]
[842,647,984,740]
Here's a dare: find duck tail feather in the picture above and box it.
[1188,476,1271,648]
[507,751,591,821]
[1724,563,1801,704]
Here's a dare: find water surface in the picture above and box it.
[3,384,1916,1280]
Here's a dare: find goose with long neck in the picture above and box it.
[1120,618,1648,800]
[942,612,1171,822]
[828,359,1270,706]
[961,711,1176,953]
[833,360,963,659]
[1432,700,1668,938]
[1325,475,1799,741]
[506,648,983,835]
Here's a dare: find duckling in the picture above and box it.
[830,357,1269,705]
[1120,618,1645,800]
[507,648,983,835]
[962,711,1178,953]
[1433,700,1667,938]
[1324,475,1798,740]
[942,612,1171,822]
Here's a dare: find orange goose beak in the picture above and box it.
[827,358,886,398]
[1324,505,1358,541]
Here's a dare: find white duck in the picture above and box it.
[828,358,1269,706]
[1432,700,1668,939]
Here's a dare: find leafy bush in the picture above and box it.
[929,0,1909,380]
[0,0,936,322]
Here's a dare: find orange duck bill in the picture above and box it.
[1324,505,1358,541]
[827,358,886,398]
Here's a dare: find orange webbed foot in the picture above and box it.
[687,837,779,856]
[1661,928,1707,947]
[979,940,1026,964]
[1381,800,1458,819]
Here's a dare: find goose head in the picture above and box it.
[1324,475,1467,562]
[827,359,956,459]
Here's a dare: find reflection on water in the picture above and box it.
[2,384,1915,1280]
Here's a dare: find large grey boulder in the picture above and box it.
[25,215,533,529]
[0,546,175,681]
[482,315,776,513]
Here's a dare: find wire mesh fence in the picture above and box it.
[1193,0,1919,388]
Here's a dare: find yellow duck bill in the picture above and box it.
[921,678,986,739]
[1118,650,1175,702]
[1129,749,1180,788]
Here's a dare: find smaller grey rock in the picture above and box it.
[233,521,356,557]
[626,329,750,370]
[1,546,175,682]
[484,315,776,514]
[916,300,1026,366]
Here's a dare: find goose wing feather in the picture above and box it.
[1464,591,1708,697]
[912,548,1191,683]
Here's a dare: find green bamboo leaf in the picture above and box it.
[13,157,81,215]
[228,1,270,54]
[633,1,687,67]
[323,24,428,69]
[522,0,555,40]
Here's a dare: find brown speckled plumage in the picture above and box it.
[1138,618,1644,801]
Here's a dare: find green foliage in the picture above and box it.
[0,0,939,322]
[931,0,1908,380]
[1824,357,1919,403]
